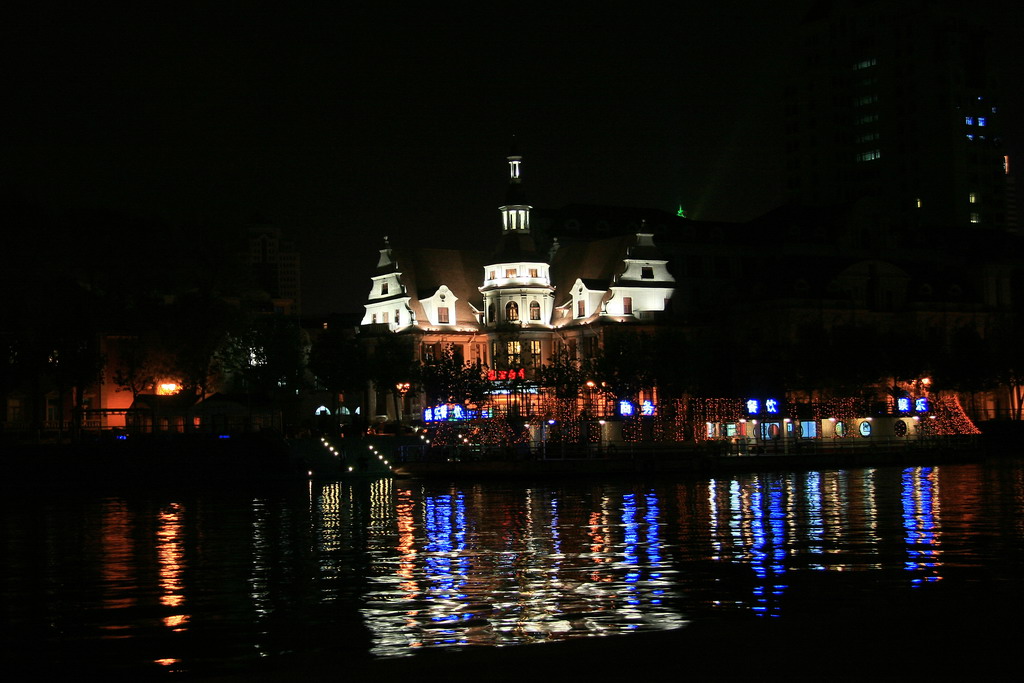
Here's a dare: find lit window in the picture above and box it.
[969,192,977,204]
[577,300,585,318]
[970,212,980,223]
[506,341,521,365]
[641,266,654,279]
[489,270,496,280]
[856,149,881,162]
[623,296,633,315]
[529,268,539,278]
[437,307,449,323]
[853,58,877,70]
[529,300,541,321]
[505,268,517,277]
[529,340,541,366]
[915,198,922,208]
[382,312,389,323]
[505,301,519,321]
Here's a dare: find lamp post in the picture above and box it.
[395,382,410,426]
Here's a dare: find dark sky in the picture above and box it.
[6,2,1023,315]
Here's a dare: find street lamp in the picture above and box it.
[395,382,410,425]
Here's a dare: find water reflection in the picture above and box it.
[361,485,686,655]
[4,460,1023,676]
[902,466,942,584]
[157,503,188,631]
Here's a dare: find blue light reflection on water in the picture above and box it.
[902,466,941,585]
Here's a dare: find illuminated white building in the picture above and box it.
[358,150,677,421]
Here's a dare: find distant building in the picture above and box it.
[246,222,302,316]
[783,0,1016,233]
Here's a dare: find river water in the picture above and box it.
[3,455,1023,678]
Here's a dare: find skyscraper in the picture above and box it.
[783,0,1014,232]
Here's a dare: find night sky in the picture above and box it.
[6,2,1023,315]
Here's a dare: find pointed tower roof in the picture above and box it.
[493,142,544,262]
[504,139,527,207]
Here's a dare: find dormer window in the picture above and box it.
[381,282,389,295]
[489,270,496,280]
[438,307,449,324]
[641,266,654,279]
[505,268,518,278]
[577,300,585,318]
[529,268,539,278]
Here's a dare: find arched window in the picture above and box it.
[488,303,496,323]
[529,300,541,321]
[505,301,519,321]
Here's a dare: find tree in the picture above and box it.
[365,333,419,423]
[163,291,243,400]
[591,329,657,402]
[420,344,487,407]
[110,332,172,400]
[308,323,369,426]
[537,347,588,399]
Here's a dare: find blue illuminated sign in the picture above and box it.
[747,398,780,415]
[619,400,635,417]
[897,397,911,412]
[423,404,475,422]
[915,397,930,413]
[640,400,656,416]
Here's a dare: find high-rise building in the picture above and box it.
[783,0,1014,232]
[246,222,301,316]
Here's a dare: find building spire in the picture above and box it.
[508,138,522,184]
[500,140,530,233]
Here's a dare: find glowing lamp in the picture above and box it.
[156,382,180,395]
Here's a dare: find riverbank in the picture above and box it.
[1,428,1013,485]
[0,432,306,485]
[390,435,989,479]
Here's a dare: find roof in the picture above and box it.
[389,246,490,327]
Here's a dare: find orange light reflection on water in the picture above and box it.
[157,503,190,632]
